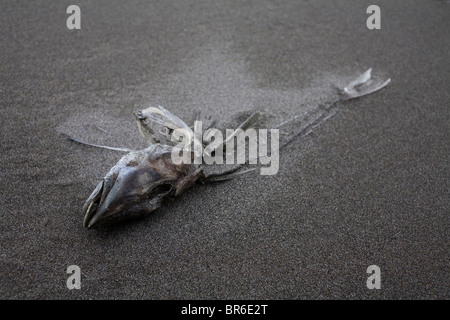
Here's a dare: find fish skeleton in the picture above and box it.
[74,68,390,229]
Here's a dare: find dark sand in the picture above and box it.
[1,0,448,299]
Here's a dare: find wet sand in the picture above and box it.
[0,0,448,299]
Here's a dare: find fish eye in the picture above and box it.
[149,183,173,197]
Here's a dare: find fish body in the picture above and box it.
[78,68,390,229]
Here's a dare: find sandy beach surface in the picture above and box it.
[1,0,448,299]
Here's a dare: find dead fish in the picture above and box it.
[72,68,390,229]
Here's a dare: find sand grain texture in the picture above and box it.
[0,0,448,299]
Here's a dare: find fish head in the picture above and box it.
[83,146,195,229]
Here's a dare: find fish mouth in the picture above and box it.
[82,179,141,229]
[83,179,129,229]
[83,181,136,229]
[83,180,104,229]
